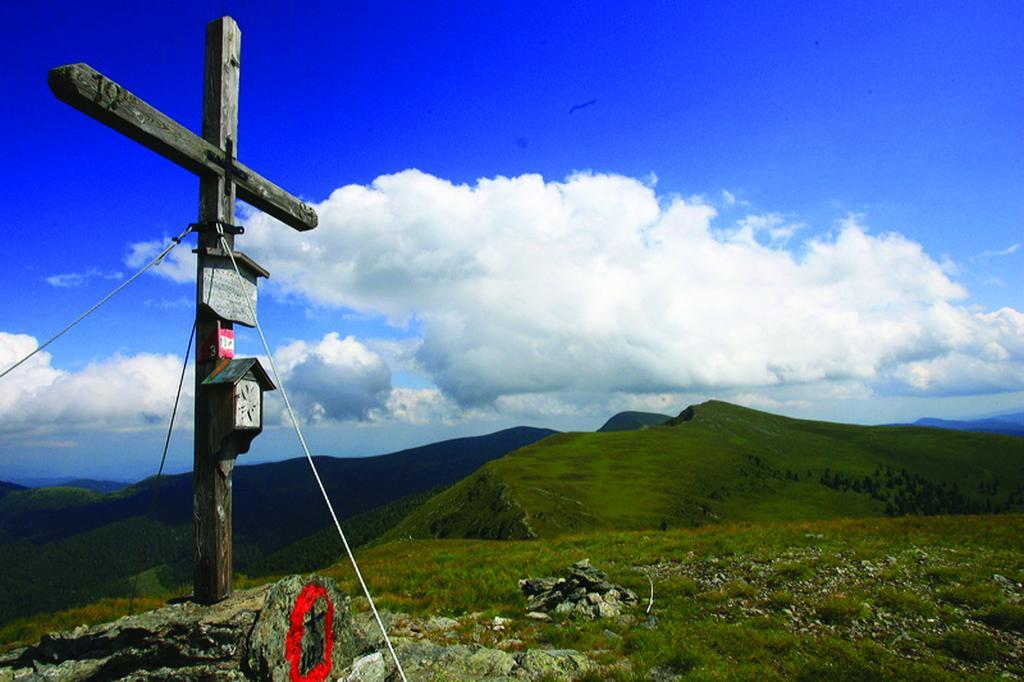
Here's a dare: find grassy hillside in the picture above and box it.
[0,517,190,624]
[0,426,556,625]
[0,486,99,516]
[0,426,557,549]
[60,479,131,494]
[6,515,1022,678]
[5,404,1022,676]
[389,401,1024,541]
[248,487,442,576]
[0,481,27,503]
[596,411,672,432]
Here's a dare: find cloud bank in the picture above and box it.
[0,332,189,436]
[15,169,1020,438]
[238,170,1023,407]
[0,332,422,435]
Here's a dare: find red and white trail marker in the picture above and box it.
[199,325,235,363]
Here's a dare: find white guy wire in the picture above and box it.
[217,233,407,682]
[0,225,193,382]
[128,321,196,616]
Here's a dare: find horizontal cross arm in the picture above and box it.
[49,63,318,231]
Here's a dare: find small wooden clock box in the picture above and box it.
[202,357,276,455]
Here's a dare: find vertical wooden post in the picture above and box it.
[194,16,241,604]
[52,12,316,605]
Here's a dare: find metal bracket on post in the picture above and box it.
[205,137,250,195]
[189,221,245,236]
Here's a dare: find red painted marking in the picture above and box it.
[285,583,335,682]
[219,328,235,359]
[198,326,235,362]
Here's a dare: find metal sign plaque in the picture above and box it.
[200,255,258,327]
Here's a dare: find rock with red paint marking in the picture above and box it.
[0,576,363,681]
[244,574,358,682]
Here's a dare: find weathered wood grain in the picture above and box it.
[194,16,241,605]
[49,15,315,605]
[48,63,318,231]
[200,256,259,328]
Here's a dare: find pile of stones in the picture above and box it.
[520,559,639,620]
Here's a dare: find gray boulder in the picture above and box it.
[0,575,360,681]
[0,584,273,680]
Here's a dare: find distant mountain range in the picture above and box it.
[10,478,131,494]
[4,401,1023,629]
[0,426,556,625]
[595,407,1024,438]
[906,413,1024,437]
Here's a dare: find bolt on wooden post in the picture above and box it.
[48,16,317,604]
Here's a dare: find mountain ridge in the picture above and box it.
[596,411,672,432]
[387,400,1024,542]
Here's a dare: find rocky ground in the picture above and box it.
[635,538,1024,678]
[2,530,1022,680]
[0,567,630,681]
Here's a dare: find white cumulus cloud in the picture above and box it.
[235,169,1023,408]
[273,333,393,423]
[0,332,191,436]
[124,237,196,283]
[0,330,417,438]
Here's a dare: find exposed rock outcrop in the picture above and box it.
[519,559,638,619]
[342,642,594,681]
[0,583,273,680]
[0,574,599,681]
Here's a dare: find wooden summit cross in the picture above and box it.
[49,17,318,604]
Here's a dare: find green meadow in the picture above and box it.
[5,515,1023,679]
[3,402,1022,679]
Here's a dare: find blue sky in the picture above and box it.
[1,1,1021,481]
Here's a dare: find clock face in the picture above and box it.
[235,378,261,429]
